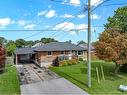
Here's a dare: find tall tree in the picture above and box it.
[34,40,40,44]
[104,6,127,32]
[94,29,127,74]
[15,39,26,48]
[0,37,7,46]
[66,40,72,43]
[41,38,58,44]
[6,40,16,56]
[77,40,87,45]
[26,40,34,47]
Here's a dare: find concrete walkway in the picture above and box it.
[21,78,89,95]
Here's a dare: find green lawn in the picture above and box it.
[49,60,127,94]
[0,64,20,95]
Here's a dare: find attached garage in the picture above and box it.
[14,47,36,64]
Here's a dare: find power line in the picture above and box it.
[49,0,112,39]
[47,1,92,38]
[23,10,82,39]
[0,25,104,32]
[49,5,90,38]
[91,0,111,12]
[87,0,112,88]
[49,0,81,6]
[51,0,113,44]
[49,11,83,38]
[23,29,84,39]
[18,0,111,39]
[45,0,114,43]
[101,3,127,7]
[0,29,67,32]
[0,25,104,35]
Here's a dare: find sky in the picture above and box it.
[0,0,126,43]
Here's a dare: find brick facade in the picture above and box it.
[35,50,86,64]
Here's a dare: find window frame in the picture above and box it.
[47,51,52,56]
[61,51,64,54]
[77,51,83,55]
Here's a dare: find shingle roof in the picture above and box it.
[14,47,35,54]
[34,42,85,51]
[14,42,86,54]
[78,44,95,50]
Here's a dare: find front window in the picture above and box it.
[74,51,78,55]
[47,51,52,55]
[61,51,64,54]
[78,51,83,55]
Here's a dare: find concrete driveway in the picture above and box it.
[17,64,89,95]
[21,78,88,95]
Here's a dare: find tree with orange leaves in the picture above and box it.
[94,29,127,74]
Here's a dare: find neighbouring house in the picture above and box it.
[32,42,44,47]
[14,42,87,67]
[78,43,95,52]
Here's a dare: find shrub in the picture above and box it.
[59,59,78,66]
[0,46,6,72]
[70,59,77,65]
[78,58,83,61]
[59,60,67,66]
[66,60,72,65]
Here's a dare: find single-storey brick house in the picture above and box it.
[14,42,87,67]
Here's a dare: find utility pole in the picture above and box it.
[87,0,91,87]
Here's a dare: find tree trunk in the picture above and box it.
[114,63,120,74]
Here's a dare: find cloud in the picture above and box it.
[78,14,86,18]
[91,0,103,6]
[55,22,75,30]
[62,0,103,7]
[70,31,77,35]
[17,20,26,26]
[38,10,57,18]
[24,24,36,29]
[0,18,11,26]
[92,14,100,19]
[54,22,88,35]
[16,20,34,29]
[55,22,87,31]
[45,10,57,18]
[62,0,80,6]
[38,10,47,16]
[60,14,74,18]
[11,20,15,24]
[0,26,6,29]
[76,24,88,30]
[70,0,80,6]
